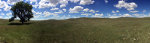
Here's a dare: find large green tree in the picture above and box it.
[9,1,33,24]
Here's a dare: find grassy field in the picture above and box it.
[0,18,150,43]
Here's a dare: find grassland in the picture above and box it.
[0,18,150,43]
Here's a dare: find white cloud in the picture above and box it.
[54,10,63,14]
[0,9,2,11]
[80,0,95,5]
[112,10,115,13]
[114,0,137,11]
[69,0,95,5]
[62,9,67,12]
[108,16,121,18]
[32,2,38,8]
[59,0,68,4]
[7,0,23,5]
[0,16,3,18]
[89,9,95,13]
[132,14,150,18]
[37,0,95,9]
[39,0,69,8]
[129,10,138,13]
[69,0,80,3]
[39,0,59,8]
[43,11,58,17]
[105,0,108,3]
[4,5,11,11]
[29,0,37,2]
[32,10,42,15]
[50,8,59,11]
[112,10,119,13]
[108,14,132,18]
[0,1,6,8]
[0,1,11,11]
[0,13,4,15]
[133,14,140,16]
[26,0,37,4]
[60,4,66,8]
[59,0,68,8]
[122,14,131,17]
[83,8,89,12]
[6,12,12,16]
[69,6,84,13]
[113,14,117,16]
[116,10,119,13]
[96,11,99,12]
[34,15,41,18]
[92,13,103,17]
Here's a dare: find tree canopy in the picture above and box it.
[9,1,33,24]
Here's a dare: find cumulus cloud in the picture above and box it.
[39,0,69,8]
[122,14,131,17]
[29,0,37,2]
[69,6,84,13]
[133,14,140,17]
[4,5,11,11]
[50,8,59,11]
[108,16,121,18]
[32,10,42,15]
[59,0,68,8]
[54,10,63,14]
[80,0,95,5]
[116,10,119,13]
[89,9,95,13]
[43,11,58,17]
[68,0,95,5]
[0,1,6,8]
[105,0,108,3]
[59,0,68,4]
[36,0,95,9]
[83,8,98,13]
[114,0,137,11]
[112,10,115,13]
[83,8,89,12]
[108,13,133,18]
[92,13,103,17]
[69,0,80,3]
[0,16,3,18]
[7,0,23,5]
[96,11,99,12]
[62,9,67,12]
[60,4,66,8]
[39,0,59,8]
[0,1,11,11]
[0,13,4,16]
[0,9,2,11]
[32,2,38,8]
[6,12,12,16]
[132,14,150,18]
[112,10,119,13]
[129,10,138,13]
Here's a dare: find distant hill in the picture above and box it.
[0,18,150,43]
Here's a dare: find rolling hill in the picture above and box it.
[0,18,150,43]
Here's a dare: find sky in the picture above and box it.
[0,0,150,20]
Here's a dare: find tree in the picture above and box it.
[9,1,33,24]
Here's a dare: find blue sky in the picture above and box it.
[0,0,150,20]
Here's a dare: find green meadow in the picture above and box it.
[0,18,150,43]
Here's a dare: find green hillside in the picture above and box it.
[0,18,150,43]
